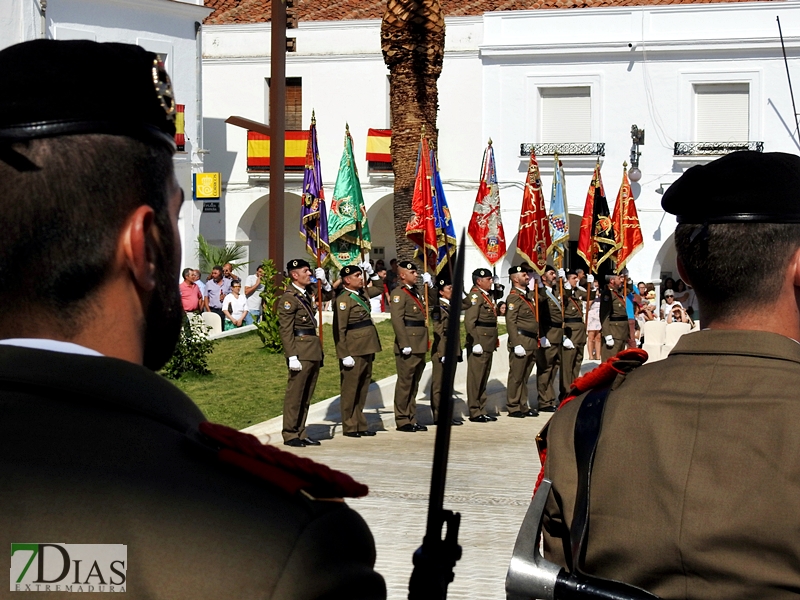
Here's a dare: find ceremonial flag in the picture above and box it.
[549,156,569,257]
[611,165,644,270]
[468,140,507,266]
[515,150,551,275]
[430,150,457,274]
[406,136,438,268]
[299,113,329,265]
[577,161,616,272]
[328,125,371,269]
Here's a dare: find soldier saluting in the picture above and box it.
[278,259,334,447]
[504,265,539,418]
[390,260,433,432]
[430,275,463,426]
[464,268,499,422]
[334,262,383,438]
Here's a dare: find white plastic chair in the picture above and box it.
[641,342,665,363]
[642,320,667,346]
[201,311,222,337]
[665,322,691,346]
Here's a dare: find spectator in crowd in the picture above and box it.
[637,281,647,297]
[673,279,690,306]
[370,265,387,312]
[661,276,676,301]
[576,268,586,289]
[497,301,507,316]
[665,303,691,325]
[586,279,602,360]
[244,265,265,325]
[180,267,203,314]
[661,288,682,319]
[385,258,399,290]
[192,268,206,297]
[204,265,226,327]
[223,262,240,285]
[222,280,249,330]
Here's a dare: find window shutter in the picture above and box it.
[695,83,749,142]
[540,87,591,143]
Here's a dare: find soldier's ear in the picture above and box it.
[790,246,800,289]
[676,257,693,288]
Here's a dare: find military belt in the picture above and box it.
[346,320,374,331]
[404,319,426,327]
[475,320,496,328]
[294,328,317,336]
[564,317,583,323]
[610,316,628,322]
[517,329,538,339]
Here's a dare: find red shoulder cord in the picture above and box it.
[533,348,648,495]
[199,422,369,499]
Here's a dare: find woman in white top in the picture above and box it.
[222,281,249,329]
[586,280,602,361]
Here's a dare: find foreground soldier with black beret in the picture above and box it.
[540,151,800,600]
[0,39,385,599]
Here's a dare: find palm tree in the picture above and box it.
[381,0,445,260]
[196,235,249,275]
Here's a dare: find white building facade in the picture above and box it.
[201,0,800,285]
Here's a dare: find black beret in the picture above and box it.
[0,39,176,150]
[662,151,800,224]
[340,265,361,278]
[398,260,418,271]
[508,265,527,276]
[436,277,451,289]
[287,259,310,272]
[543,264,556,274]
[473,268,492,278]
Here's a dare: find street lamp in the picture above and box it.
[629,124,644,183]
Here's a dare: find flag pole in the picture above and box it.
[557,253,565,322]
[316,219,324,342]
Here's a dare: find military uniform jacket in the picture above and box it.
[389,284,429,354]
[539,285,565,345]
[463,286,498,352]
[543,329,800,600]
[431,299,459,359]
[279,284,333,361]
[563,287,587,346]
[334,282,383,358]
[505,287,539,352]
[599,286,629,334]
[0,346,385,600]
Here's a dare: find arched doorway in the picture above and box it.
[366,193,396,265]
[236,192,306,273]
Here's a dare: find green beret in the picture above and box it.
[662,151,800,224]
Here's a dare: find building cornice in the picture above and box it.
[82,0,212,19]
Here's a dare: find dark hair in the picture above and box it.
[212,265,223,273]
[0,134,174,336]
[182,268,193,280]
[675,223,800,322]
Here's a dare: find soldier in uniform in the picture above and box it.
[390,260,433,432]
[464,268,499,422]
[599,272,630,362]
[504,265,540,417]
[334,262,383,438]
[0,39,385,598]
[540,151,800,600]
[278,258,333,447]
[535,265,564,412]
[560,270,586,395]
[430,275,463,426]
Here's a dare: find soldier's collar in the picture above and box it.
[441,298,450,305]
[344,287,359,294]
[291,283,308,294]
[513,286,527,294]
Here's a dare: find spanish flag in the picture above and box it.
[366,129,391,163]
[175,104,185,152]
[247,130,309,168]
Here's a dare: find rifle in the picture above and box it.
[407,234,466,600]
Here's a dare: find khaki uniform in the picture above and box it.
[504,287,539,414]
[561,286,587,392]
[389,284,430,428]
[464,286,499,418]
[278,284,332,443]
[600,286,629,362]
[430,298,460,423]
[542,330,800,600]
[536,286,564,409]
[0,346,385,600]
[334,281,383,435]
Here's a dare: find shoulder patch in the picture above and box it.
[392,295,400,303]
[283,301,292,310]
[339,301,347,311]
[198,422,368,499]
[508,303,514,311]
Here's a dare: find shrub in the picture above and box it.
[162,316,217,379]
[255,259,288,353]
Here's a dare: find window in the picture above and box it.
[539,87,591,143]
[694,83,749,142]
[266,77,303,130]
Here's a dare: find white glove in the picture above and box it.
[440,356,446,364]
[563,337,575,350]
[514,344,526,358]
[563,280,572,290]
[587,274,595,283]
[605,335,614,348]
[314,267,327,283]
[422,272,433,288]
[360,260,374,276]
[288,356,302,371]
[402,347,412,356]
[472,344,483,355]
[539,337,551,348]
[342,356,355,368]
[558,268,566,279]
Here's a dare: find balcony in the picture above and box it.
[519,142,605,157]
[672,141,764,168]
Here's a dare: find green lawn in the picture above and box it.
[169,319,506,429]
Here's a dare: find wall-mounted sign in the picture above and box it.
[202,202,220,213]
[194,172,221,199]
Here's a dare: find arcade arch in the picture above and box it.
[366,193,397,265]
[235,192,306,273]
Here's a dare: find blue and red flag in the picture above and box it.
[299,112,330,265]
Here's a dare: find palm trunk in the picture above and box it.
[381,0,445,262]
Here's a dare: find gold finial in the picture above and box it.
[623,161,628,168]
[345,122,350,132]
[311,109,316,126]
[421,124,426,137]
[488,137,493,146]
[554,151,559,160]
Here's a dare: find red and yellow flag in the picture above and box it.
[366,129,391,163]
[406,136,438,266]
[612,165,644,270]
[247,130,309,168]
[516,150,551,275]
[468,140,507,266]
[175,104,185,151]
[577,161,616,273]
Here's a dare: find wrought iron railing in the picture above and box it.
[520,142,605,157]
[673,141,764,156]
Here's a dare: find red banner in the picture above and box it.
[612,167,644,270]
[468,142,507,266]
[516,151,551,275]
[406,137,438,266]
